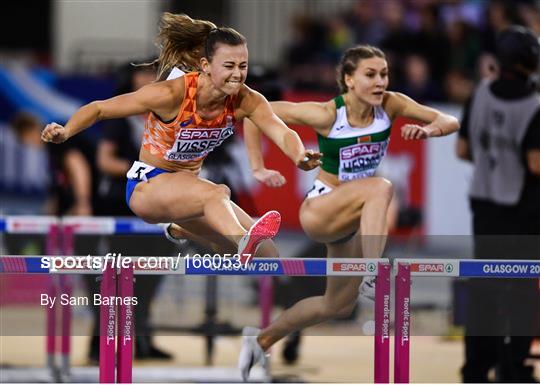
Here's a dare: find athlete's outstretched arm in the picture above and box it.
[240,90,322,171]
[243,119,286,187]
[41,81,179,144]
[243,98,333,181]
[268,101,335,132]
[384,91,460,140]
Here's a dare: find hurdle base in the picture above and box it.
[153,322,242,365]
[0,366,269,383]
[153,321,242,336]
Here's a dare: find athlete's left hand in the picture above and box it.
[401,124,430,140]
[297,149,323,171]
[253,168,287,188]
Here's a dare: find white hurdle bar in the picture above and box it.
[0,255,391,383]
[0,215,164,236]
[0,216,163,382]
[393,258,540,383]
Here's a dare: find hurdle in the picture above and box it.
[0,215,299,371]
[0,215,164,381]
[0,255,391,383]
[4,215,536,382]
[393,258,540,383]
[0,216,72,381]
[0,215,393,382]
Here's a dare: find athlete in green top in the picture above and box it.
[239,45,460,380]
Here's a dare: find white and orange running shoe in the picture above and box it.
[237,211,281,265]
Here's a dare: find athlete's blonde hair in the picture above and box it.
[337,45,386,93]
[154,13,247,80]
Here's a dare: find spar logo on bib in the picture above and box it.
[340,143,381,160]
[166,123,234,161]
[338,141,388,182]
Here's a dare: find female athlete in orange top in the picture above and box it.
[42,13,321,260]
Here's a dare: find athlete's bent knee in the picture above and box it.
[128,195,154,222]
[373,177,394,202]
[320,305,340,321]
[335,302,357,319]
[205,184,231,201]
[321,298,355,320]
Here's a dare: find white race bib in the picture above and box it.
[306,179,333,199]
[338,141,388,182]
[127,161,155,181]
[165,124,234,162]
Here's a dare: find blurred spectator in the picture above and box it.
[456,25,540,383]
[86,60,173,363]
[444,69,474,104]
[481,0,524,55]
[520,2,540,36]
[1,112,51,255]
[47,138,95,216]
[476,52,499,81]
[440,1,486,28]
[446,20,482,79]
[379,0,414,87]
[283,14,336,91]
[5,112,51,198]
[327,15,355,61]
[280,0,540,104]
[409,4,449,83]
[379,0,410,52]
[400,54,444,103]
[11,111,44,148]
[345,0,386,46]
[23,108,95,216]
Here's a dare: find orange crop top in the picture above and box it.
[142,72,237,164]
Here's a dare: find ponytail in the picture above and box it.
[154,13,247,81]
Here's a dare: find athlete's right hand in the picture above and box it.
[296,149,323,171]
[41,122,69,144]
[253,168,286,188]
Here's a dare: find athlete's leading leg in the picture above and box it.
[300,176,393,260]
[167,201,279,258]
[239,177,392,379]
[239,239,361,380]
[129,171,280,254]
[240,177,392,365]
[257,238,361,350]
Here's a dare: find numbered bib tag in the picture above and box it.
[127,161,155,181]
[338,141,388,182]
